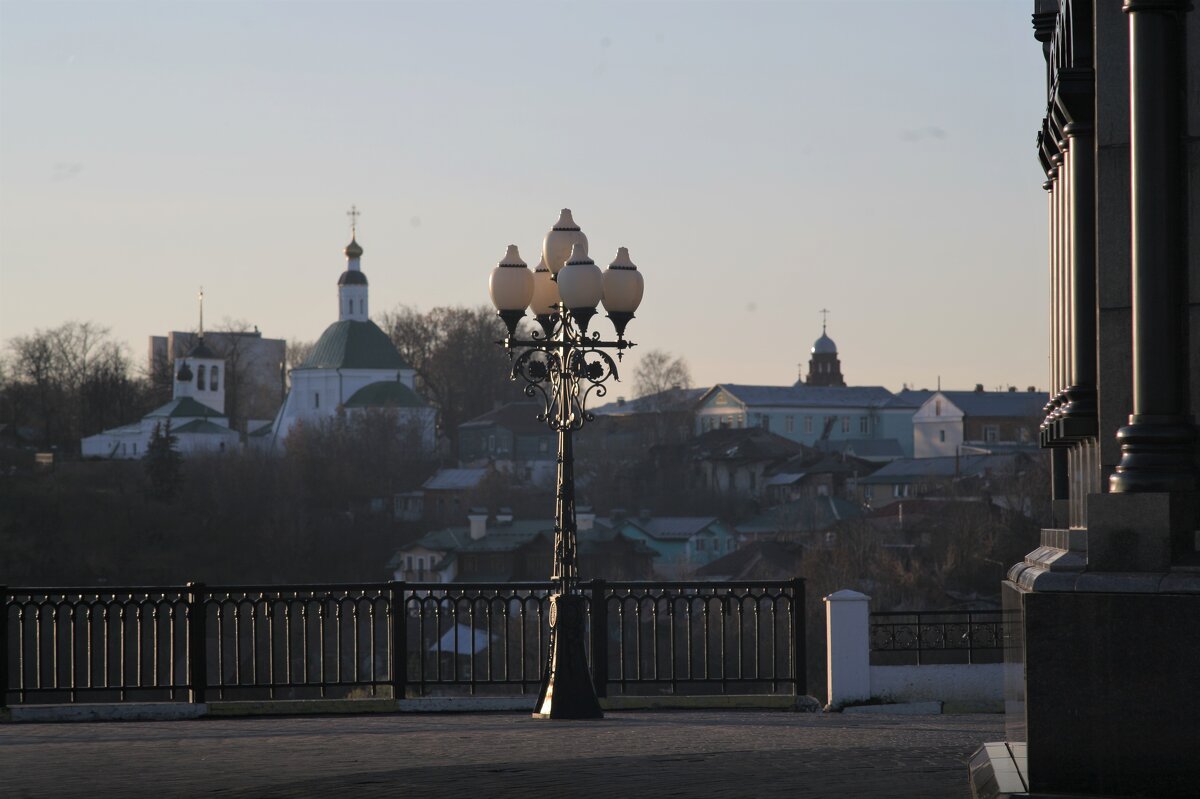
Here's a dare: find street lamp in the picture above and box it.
[489,208,644,720]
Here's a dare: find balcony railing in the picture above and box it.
[1,579,805,707]
[868,609,1003,666]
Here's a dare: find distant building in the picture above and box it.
[694,323,929,456]
[911,388,1047,458]
[82,335,239,458]
[387,510,657,583]
[853,452,1028,509]
[457,402,556,485]
[268,232,436,450]
[150,329,285,429]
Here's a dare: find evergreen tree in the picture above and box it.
[144,421,183,502]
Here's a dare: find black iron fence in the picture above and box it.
[868,609,1003,666]
[2,579,805,707]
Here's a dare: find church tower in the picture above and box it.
[173,289,226,413]
[338,206,368,322]
[805,311,845,387]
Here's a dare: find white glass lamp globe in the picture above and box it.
[542,208,588,275]
[489,245,534,311]
[556,245,604,311]
[529,256,561,316]
[601,247,644,314]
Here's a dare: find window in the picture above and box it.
[406,556,413,570]
[841,416,850,433]
[984,425,1000,443]
[347,299,352,314]
[132,443,137,454]
[939,429,946,443]
[804,416,813,434]
[695,538,706,551]
[760,415,770,431]
[210,366,219,391]
[314,392,320,409]
[893,484,910,498]
[197,364,206,389]
[417,557,425,572]
[859,416,869,434]
[935,400,942,416]
[864,486,874,500]
[358,299,363,314]
[785,415,795,433]
[488,435,495,452]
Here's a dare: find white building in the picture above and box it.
[267,233,436,449]
[81,336,240,459]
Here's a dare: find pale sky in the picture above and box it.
[0,0,1048,393]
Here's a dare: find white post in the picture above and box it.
[824,589,871,709]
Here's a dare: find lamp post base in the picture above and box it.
[532,594,603,720]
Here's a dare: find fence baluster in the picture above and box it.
[187,582,207,704]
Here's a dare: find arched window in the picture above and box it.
[210,365,219,391]
[197,364,206,389]
[347,299,352,314]
[358,299,363,314]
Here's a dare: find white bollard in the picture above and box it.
[824,589,871,709]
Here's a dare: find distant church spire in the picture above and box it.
[805,309,846,387]
[198,286,205,338]
[338,206,369,322]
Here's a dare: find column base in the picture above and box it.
[1109,415,1198,494]
[532,594,603,720]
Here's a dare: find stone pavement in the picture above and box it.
[0,710,1002,798]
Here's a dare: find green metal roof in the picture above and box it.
[344,380,427,408]
[145,396,226,419]
[172,419,237,436]
[299,320,410,370]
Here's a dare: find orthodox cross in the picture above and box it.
[820,307,830,333]
[347,205,361,237]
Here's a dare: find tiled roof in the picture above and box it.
[712,383,896,409]
[299,320,409,370]
[695,540,804,580]
[145,397,226,419]
[344,380,427,408]
[934,391,1049,418]
[814,438,905,459]
[589,387,709,416]
[689,427,804,462]
[880,389,936,409]
[421,468,490,491]
[623,516,724,540]
[737,495,865,534]
[856,453,1021,484]
[459,402,553,436]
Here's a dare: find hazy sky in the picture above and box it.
[0,1,1047,394]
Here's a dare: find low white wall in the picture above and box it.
[869,663,1003,705]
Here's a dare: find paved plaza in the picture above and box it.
[0,709,1002,798]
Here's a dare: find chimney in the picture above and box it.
[496,507,514,525]
[1027,386,1037,392]
[577,505,595,531]
[467,507,488,540]
[1008,386,1017,392]
[974,383,985,393]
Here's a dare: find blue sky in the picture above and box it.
[0,1,1047,393]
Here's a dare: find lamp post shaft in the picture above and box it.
[533,311,603,719]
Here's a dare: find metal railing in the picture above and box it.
[868,609,1003,666]
[2,579,805,707]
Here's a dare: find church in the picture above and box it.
[265,227,437,450]
[81,319,241,459]
[693,316,930,458]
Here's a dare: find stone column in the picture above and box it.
[1110,0,1197,494]
[824,589,870,709]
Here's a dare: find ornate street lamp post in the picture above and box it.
[488,208,644,720]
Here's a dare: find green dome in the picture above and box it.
[344,380,427,409]
[299,320,410,370]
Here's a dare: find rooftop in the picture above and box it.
[709,383,897,409]
[299,320,410,371]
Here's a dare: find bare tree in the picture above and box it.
[377,305,525,448]
[633,350,693,411]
